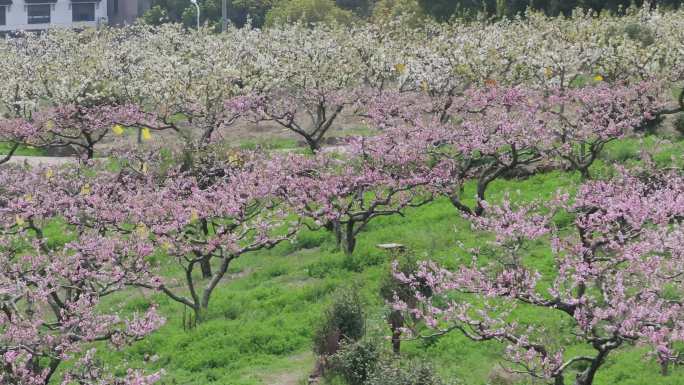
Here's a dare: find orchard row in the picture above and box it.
[0,79,680,384]
[1,5,683,156]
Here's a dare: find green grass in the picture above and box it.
[45,136,684,385]
[235,137,300,151]
[0,143,47,156]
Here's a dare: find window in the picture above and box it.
[27,4,50,24]
[72,2,94,21]
[0,6,5,26]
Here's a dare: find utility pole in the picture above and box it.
[221,0,227,32]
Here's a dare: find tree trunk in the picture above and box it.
[191,305,202,326]
[578,166,591,180]
[475,179,489,217]
[554,374,565,385]
[340,221,356,257]
[200,221,212,279]
[391,328,402,354]
[306,137,321,154]
[574,352,607,385]
[200,126,215,145]
[85,146,95,159]
[182,304,200,329]
[475,165,511,217]
[328,220,342,250]
[388,310,404,355]
[0,142,20,165]
[661,360,669,376]
[82,131,96,159]
[42,358,62,385]
[200,255,233,311]
[330,220,356,256]
[448,193,474,215]
[200,257,212,279]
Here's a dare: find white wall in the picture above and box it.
[0,0,107,32]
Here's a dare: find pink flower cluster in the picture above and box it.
[392,168,684,384]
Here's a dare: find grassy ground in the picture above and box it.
[41,134,684,385]
[0,143,47,156]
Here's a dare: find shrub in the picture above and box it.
[342,250,385,272]
[367,359,446,385]
[265,0,354,26]
[336,0,372,15]
[601,141,639,163]
[371,0,427,26]
[296,229,331,250]
[313,287,365,356]
[307,257,345,278]
[142,5,171,25]
[329,337,450,385]
[674,113,684,136]
[487,366,527,385]
[624,22,656,46]
[329,339,382,385]
[379,253,431,304]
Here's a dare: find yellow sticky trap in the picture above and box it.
[227,152,243,168]
[593,74,604,82]
[112,124,125,136]
[80,184,91,196]
[544,67,553,79]
[455,64,470,75]
[141,127,152,141]
[45,168,54,180]
[136,223,149,237]
[394,63,406,74]
[15,215,25,227]
[161,241,173,252]
[190,210,199,223]
[23,194,33,202]
[45,120,55,130]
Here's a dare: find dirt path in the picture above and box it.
[6,156,79,167]
[3,143,348,168]
[259,352,314,385]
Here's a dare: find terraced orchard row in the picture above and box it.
[1,4,683,156]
